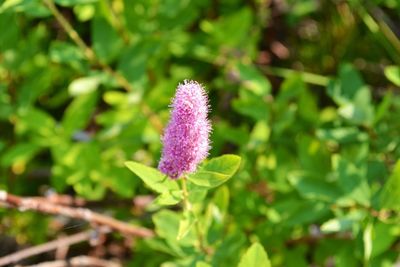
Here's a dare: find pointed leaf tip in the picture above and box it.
[188,154,241,188]
[238,242,271,267]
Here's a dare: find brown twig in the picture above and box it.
[33,192,86,207]
[0,190,154,238]
[0,228,110,267]
[41,0,163,133]
[16,256,121,267]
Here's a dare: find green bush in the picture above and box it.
[0,0,399,266]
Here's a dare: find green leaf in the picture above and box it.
[117,38,160,88]
[62,91,98,136]
[284,201,330,226]
[337,87,374,125]
[68,76,101,96]
[49,41,87,71]
[238,243,271,267]
[288,172,342,203]
[153,190,183,206]
[247,120,270,151]
[212,231,246,266]
[201,7,253,47]
[1,143,42,174]
[333,155,370,206]
[188,154,241,188]
[384,65,400,86]
[236,63,271,96]
[370,222,398,258]
[125,161,179,193]
[363,222,373,264]
[0,0,50,17]
[232,89,270,121]
[328,64,365,104]
[92,16,122,63]
[177,211,195,240]
[321,218,354,233]
[213,186,230,216]
[374,90,392,124]
[153,210,196,246]
[16,108,56,139]
[380,160,400,210]
[327,64,374,125]
[316,127,368,144]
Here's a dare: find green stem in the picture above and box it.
[259,66,331,86]
[181,177,207,253]
[181,177,191,211]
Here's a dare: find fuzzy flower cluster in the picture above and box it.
[158,80,211,179]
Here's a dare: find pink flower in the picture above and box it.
[158,80,211,179]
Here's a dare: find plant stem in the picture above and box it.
[259,66,331,86]
[180,176,191,211]
[180,177,207,253]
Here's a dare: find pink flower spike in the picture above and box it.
[158,80,211,179]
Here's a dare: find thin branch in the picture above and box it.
[0,190,154,238]
[33,192,86,207]
[17,256,121,267]
[258,65,332,86]
[42,0,163,133]
[0,228,110,267]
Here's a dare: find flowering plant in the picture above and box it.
[126,80,242,253]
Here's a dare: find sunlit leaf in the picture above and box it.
[238,243,271,267]
[188,155,241,188]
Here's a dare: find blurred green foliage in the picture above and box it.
[1,0,400,266]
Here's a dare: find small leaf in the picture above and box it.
[238,242,271,267]
[384,65,400,86]
[232,89,269,121]
[153,210,196,246]
[68,76,101,96]
[321,218,354,233]
[125,161,179,193]
[316,127,368,144]
[0,0,50,17]
[288,172,342,203]
[380,160,400,210]
[153,190,183,206]
[62,91,98,136]
[334,155,370,206]
[363,222,373,264]
[16,108,56,138]
[1,143,41,167]
[177,211,195,240]
[50,41,88,72]
[188,154,241,188]
[92,16,122,63]
[236,63,271,96]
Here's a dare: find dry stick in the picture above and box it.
[42,0,163,133]
[0,227,110,267]
[0,190,154,238]
[17,256,121,267]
